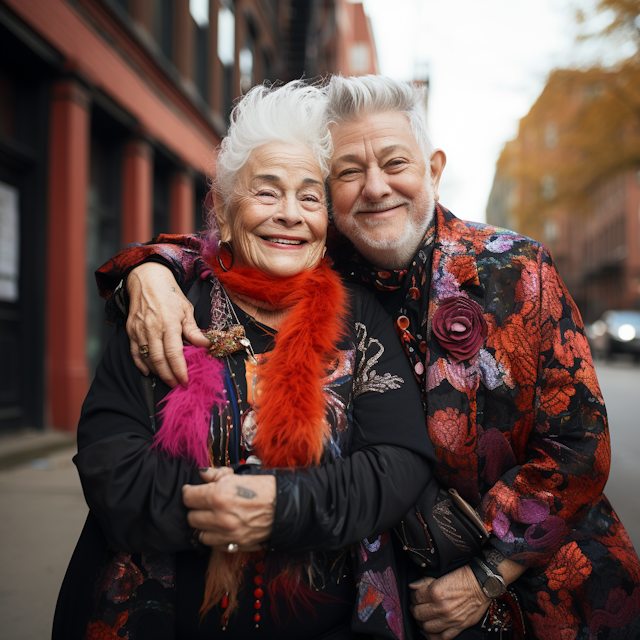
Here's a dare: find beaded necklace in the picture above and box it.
[206,277,266,628]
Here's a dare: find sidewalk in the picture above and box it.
[0,429,87,640]
[0,428,77,471]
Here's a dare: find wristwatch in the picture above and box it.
[471,557,507,599]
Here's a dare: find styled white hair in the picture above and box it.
[325,75,434,162]
[214,82,333,212]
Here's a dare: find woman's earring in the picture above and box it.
[217,241,234,272]
[322,246,327,259]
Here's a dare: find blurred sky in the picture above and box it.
[357,0,633,223]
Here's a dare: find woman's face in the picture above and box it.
[218,142,328,278]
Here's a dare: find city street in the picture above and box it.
[0,361,638,639]
[593,359,640,549]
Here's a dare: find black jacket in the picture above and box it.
[54,281,434,639]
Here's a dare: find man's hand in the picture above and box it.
[183,470,276,551]
[126,262,210,387]
[409,566,490,640]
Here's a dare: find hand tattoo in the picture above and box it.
[237,486,257,499]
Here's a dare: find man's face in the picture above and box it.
[328,111,439,269]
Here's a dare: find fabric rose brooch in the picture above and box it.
[432,296,488,362]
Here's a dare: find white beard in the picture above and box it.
[334,182,435,270]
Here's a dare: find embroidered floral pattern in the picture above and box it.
[353,323,404,397]
[85,552,175,638]
[322,350,356,437]
[357,567,403,640]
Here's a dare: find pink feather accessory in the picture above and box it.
[152,345,228,468]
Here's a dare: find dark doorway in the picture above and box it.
[86,108,124,377]
[0,165,24,431]
[0,17,54,432]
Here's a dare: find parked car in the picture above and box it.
[587,310,640,361]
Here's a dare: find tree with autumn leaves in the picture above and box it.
[494,0,640,236]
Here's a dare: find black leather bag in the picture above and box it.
[394,479,489,575]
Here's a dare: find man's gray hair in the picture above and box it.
[214,81,332,212]
[325,75,434,162]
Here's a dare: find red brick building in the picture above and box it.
[486,68,640,322]
[579,171,640,320]
[333,1,379,76]
[0,0,378,434]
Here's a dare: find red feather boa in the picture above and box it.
[197,257,349,624]
[211,258,348,468]
[155,252,349,624]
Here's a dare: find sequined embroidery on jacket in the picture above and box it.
[354,322,404,397]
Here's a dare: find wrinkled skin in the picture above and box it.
[183,468,276,553]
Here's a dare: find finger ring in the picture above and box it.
[197,530,205,543]
[139,345,150,359]
[226,543,239,553]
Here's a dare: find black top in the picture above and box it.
[54,280,434,640]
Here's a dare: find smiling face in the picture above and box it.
[328,111,445,269]
[216,142,328,278]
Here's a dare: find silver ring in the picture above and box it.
[226,543,239,553]
[198,530,205,543]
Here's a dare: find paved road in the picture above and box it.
[594,360,640,550]
[0,361,638,638]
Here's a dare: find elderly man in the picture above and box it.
[96,76,640,640]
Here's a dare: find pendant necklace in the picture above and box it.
[205,277,257,363]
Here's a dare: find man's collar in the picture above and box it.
[431,203,482,291]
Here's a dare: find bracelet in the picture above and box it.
[471,557,507,599]
[482,547,506,572]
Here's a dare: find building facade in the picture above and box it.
[486,67,640,323]
[0,0,378,434]
[579,170,640,320]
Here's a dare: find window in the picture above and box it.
[350,43,369,74]
[0,181,19,302]
[543,219,558,244]
[545,123,558,148]
[0,71,16,140]
[153,0,174,62]
[541,174,556,200]
[189,0,208,26]
[218,2,235,119]
[153,154,172,238]
[87,132,122,376]
[194,175,209,232]
[262,49,273,84]
[218,5,235,66]
[190,0,209,100]
[239,45,254,94]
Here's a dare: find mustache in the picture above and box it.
[350,199,410,215]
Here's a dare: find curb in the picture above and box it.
[0,429,77,472]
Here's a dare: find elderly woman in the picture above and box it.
[53,83,435,640]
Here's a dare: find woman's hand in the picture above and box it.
[183,469,277,551]
[409,565,490,640]
[126,262,209,387]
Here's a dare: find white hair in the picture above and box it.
[213,82,333,213]
[325,75,434,162]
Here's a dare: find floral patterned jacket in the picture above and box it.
[96,206,640,639]
[422,209,640,638]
